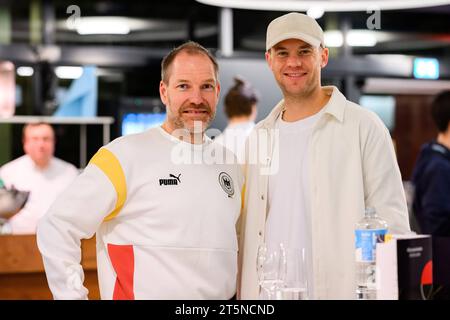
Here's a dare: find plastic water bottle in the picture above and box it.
[355,207,388,300]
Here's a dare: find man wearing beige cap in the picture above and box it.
[238,12,410,299]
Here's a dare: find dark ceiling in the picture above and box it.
[3,0,450,56]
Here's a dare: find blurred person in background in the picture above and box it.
[0,122,78,234]
[412,91,450,236]
[214,76,259,162]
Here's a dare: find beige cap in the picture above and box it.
[266,12,324,51]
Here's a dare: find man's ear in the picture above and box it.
[320,47,329,68]
[216,81,221,99]
[159,80,168,105]
[265,50,272,69]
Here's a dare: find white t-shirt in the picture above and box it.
[265,108,325,296]
[0,155,79,234]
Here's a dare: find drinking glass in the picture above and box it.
[257,243,286,300]
[278,247,309,300]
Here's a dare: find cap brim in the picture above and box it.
[266,32,321,51]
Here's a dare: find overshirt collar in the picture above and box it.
[261,85,346,128]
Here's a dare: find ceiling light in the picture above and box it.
[76,17,131,35]
[17,66,34,77]
[55,66,83,79]
[413,58,439,79]
[347,30,378,47]
[196,0,450,11]
[324,30,379,47]
[324,31,344,47]
[307,7,324,19]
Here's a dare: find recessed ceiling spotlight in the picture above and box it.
[307,7,325,19]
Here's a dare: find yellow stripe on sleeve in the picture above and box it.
[89,148,127,221]
[241,183,246,211]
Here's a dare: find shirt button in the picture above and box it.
[258,231,262,236]
[261,195,264,200]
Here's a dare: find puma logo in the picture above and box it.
[159,173,181,186]
[169,173,181,183]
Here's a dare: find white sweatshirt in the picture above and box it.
[37,127,243,300]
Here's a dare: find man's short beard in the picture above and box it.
[172,104,215,133]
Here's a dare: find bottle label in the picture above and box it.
[355,228,387,262]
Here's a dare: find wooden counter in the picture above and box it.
[0,235,100,299]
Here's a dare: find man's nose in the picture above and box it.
[286,55,302,67]
[188,88,204,105]
[37,139,49,147]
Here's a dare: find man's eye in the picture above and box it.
[277,51,288,57]
[202,84,214,90]
[177,84,189,90]
[299,49,312,55]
